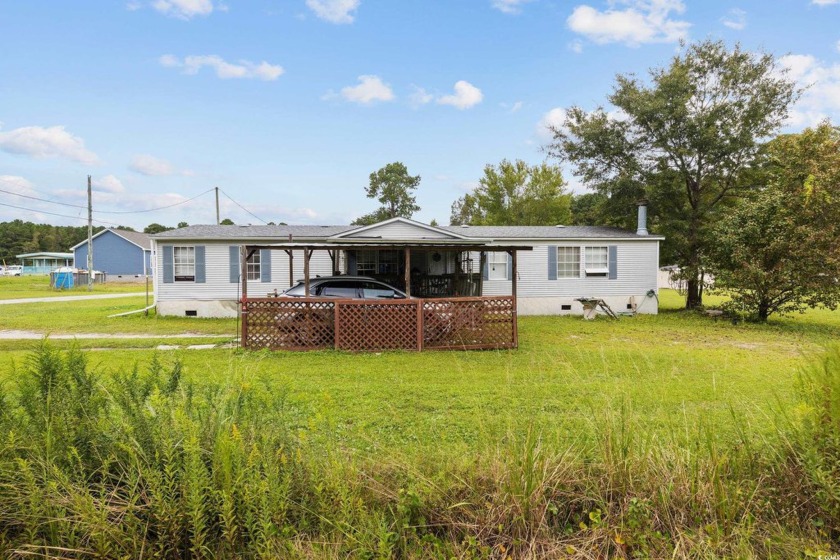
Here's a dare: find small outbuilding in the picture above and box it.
[71,228,152,279]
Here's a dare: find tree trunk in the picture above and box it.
[686,277,703,309]
[757,300,770,322]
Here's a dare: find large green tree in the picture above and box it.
[547,40,798,309]
[450,160,571,226]
[352,162,421,226]
[708,122,840,321]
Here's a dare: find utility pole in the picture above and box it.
[215,186,220,225]
[87,175,93,291]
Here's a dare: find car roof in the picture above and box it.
[294,275,379,283]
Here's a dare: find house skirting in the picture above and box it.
[156,293,658,319]
[516,294,658,316]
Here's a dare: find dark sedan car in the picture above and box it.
[281,276,408,299]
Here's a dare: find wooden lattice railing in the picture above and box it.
[240,296,516,351]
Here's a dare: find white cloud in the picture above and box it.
[160,54,284,80]
[836,39,840,53]
[340,75,395,104]
[567,0,691,47]
[0,175,36,196]
[721,8,746,30]
[408,86,434,108]
[306,0,359,23]
[151,0,218,19]
[537,107,567,140]
[0,125,100,165]
[93,175,125,193]
[779,53,840,126]
[437,81,484,109]
[129,154,178,176]
[811,0,839,5]
[491,0,533,14]
[569,39,584,53]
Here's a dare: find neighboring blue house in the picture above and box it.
[71,228,152,278]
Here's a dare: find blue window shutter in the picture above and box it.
[506,253,513,281]
[195,246,206,283]
[608,245,618,280]
[348,251,357,275]
[229,246,239,283]
[163,245,173,283]
[260,249,271,282]
[547,245,557,280]
[482,254,489,281]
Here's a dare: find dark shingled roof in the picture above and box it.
[440,225,656,239]
[153,224,359,239]
[112,229,153,250]
[152,223,661,241]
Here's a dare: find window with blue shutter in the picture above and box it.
[260,249,271,283]
[163,245,174,283]
[229,246,239,283]
[547,245,557,280]
[608,245,617,280]
[194,246,206,283]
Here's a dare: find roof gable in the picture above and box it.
[70,228,151,251]
[331,217,469,241]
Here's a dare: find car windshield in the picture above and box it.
[283,282,316,296]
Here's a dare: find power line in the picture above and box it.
[0,177,215,215]
[0,201,126,228]
[97,188,216,214]
[220,189,268,224]
[0,186,89,209]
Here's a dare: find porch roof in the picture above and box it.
[240,242,532,252]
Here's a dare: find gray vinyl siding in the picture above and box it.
[478,241,659,297]
[155,242,334,301]
[344,222,455,239]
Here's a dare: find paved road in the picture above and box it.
[0,292,146,305]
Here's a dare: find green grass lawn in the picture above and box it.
[0,274,147,299]
[3,289,837,457]
[2,290,838,556]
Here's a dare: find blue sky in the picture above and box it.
[1,0,839,230]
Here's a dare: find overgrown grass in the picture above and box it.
[0,275,146,299]
[0,343,837,558]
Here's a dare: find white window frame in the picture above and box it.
[488,252,507,281]
[557,246,581,279]
[173,246,195,282]
[584,246,609,277]
[246,251,261,281]
[355,250,400,275]
[356,251,377,275]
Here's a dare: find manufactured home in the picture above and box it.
[150,205,662,319]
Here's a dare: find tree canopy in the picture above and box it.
[352,162,421,226]
[0,221,102,262]
[450,160,571,226]
[547,40,798,309]
[708,122,840,321]
[143,223,174,234]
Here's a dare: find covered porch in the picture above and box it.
[238,241,530,352]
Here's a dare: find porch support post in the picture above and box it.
[404,247,411,297]
[509,250,517,297]
[510,249,518,348]
[304,249,311,296]
[285,249,294,288]
[240,246,249,348]
[479,251,486,297]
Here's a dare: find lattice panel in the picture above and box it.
[243,299,335,350]
[423,297,516,350]
[335,301,420,351]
